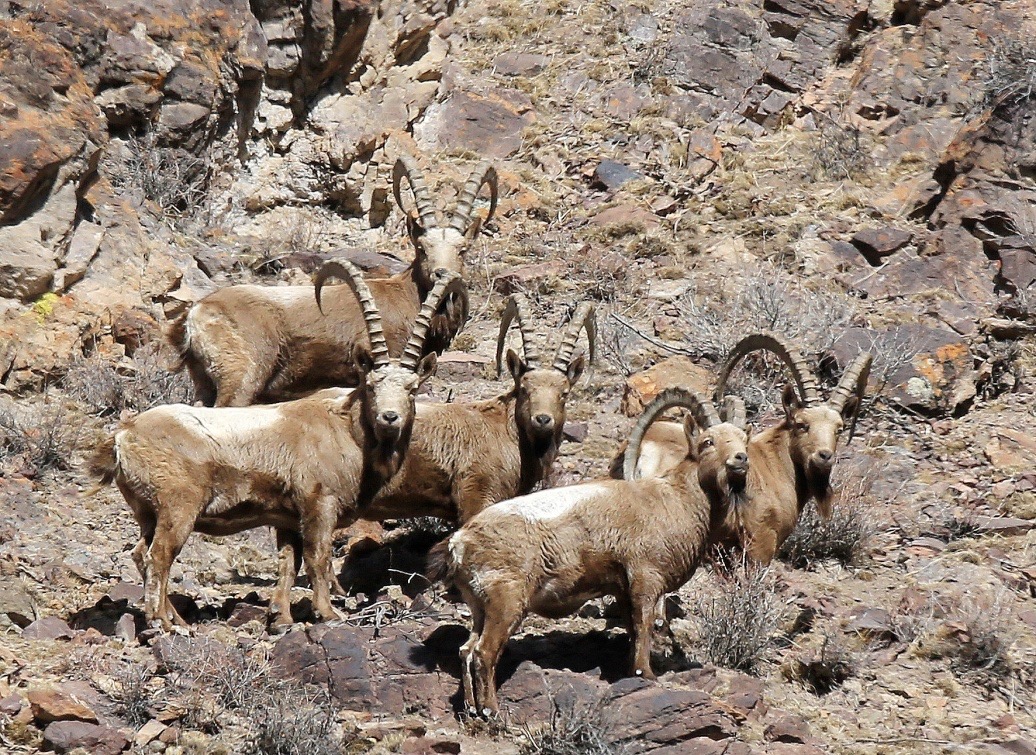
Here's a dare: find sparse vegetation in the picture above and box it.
[518,697,627,755]
[785,632,857,694]
[114,664,156,728]
[694,562,783,673]
[64,342,193,417]
[810,112,871,180]
[981,36,1036,112]
[779,499,876,568]
[0,398,83,474]
[109,132,211,224]
[245,686,341,755]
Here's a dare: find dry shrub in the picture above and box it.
[981,36,1036,112]
[694,562,782,673]
[114,664,156,728]
[779,499,876,569]
[785,632,856,695]
[810,113,871,180]
[109,132,211,224]
[245,686,339,755]
[518,697,628,755]
[65,342,193,416]
[0,398,83,474]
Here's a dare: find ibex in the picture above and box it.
[91,262,461,630]
[167,155,496,406]
[272,292,596,609]
[611,333,871,564]
[428,389,750,715]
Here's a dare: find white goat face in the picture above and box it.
[687,420,750,495]
[412,226,470,282]
[363,356,435,441]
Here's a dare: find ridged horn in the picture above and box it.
[721,395,747,430]
[393,155,439,229]
[551,301,597,378]
[624,388,721,481]
[449,161,498,233]
[827,351,872,444]
[400,272,467,371]
[715,332,821,406]
[495,293,540,376]
[314,259,390,368]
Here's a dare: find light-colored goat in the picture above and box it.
[271,293,596,608]
[167,155,495,406]
[91,263,460,630]
[611,333,872,564]
[428,389,750,715]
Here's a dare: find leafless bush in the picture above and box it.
[245,685,340,755]
[980,36,1036,112]
[947,593,1018,687]
[694,562,782,673]
[109,133,210,224]
[0,398,83,474]
[165,641,271,712]
[249,208,332,276]
[779,499,876,569]
[598,313,638,377]
[65,342,193,416]
[518,697,629,755]
[114,664,155,728]
[785,632,856,695]
[810,115,871,180]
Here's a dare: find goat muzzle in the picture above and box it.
[810,449,834,472]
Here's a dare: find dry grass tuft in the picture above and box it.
[109,133,211,225]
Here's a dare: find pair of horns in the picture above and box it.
[624,388,734,481]
[494,293,597,378]
[314,260,465,371]
[714,331,872,443]
[393,155,498,233]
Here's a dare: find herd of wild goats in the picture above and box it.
[89,155,872,715]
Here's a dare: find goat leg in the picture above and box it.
[270,528,303,631]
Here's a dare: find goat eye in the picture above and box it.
[797,422,809,432]
[701,438,714,448]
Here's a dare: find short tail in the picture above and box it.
[86,435,119,494]
[425,537,457,586]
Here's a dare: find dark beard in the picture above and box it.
[806,463,833,515]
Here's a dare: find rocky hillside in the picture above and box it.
[1,0,1036,753]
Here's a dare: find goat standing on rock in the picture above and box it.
[428,389,750,715]
[167,155,496,406]
[612,332,872,564]
[91,262,462,630]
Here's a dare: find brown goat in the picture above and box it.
[167,156,495,406]
[429,389,749,715]
[272,294,596,613]
[91,263,460,630]
[610,333,871,564]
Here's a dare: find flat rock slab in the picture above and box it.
[43,720,128,755]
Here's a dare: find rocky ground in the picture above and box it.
[2,0,1036,752]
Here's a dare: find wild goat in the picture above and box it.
[167,155,496,406]
[611,333,871,564]
[272,292,596,606]
[428,388,749,715]
[91,262,460,630]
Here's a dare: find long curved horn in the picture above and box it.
[624,388,721,481]
[314,259,390,368]
[828,351,872,444]
[721,395,747,430]
[449,161,498,234]
[551,301,597,377]
[495,293,540,375]
[715,332,821,406]
[393,155,439,229]
[400,272,467,371]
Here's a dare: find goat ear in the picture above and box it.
[566,353,586,386]
[353,343,376,375]
[415,352,437,384]
[506,348,529,382]
[683,415,701,460]
[781,384,801,419]
[839,395,859,423]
